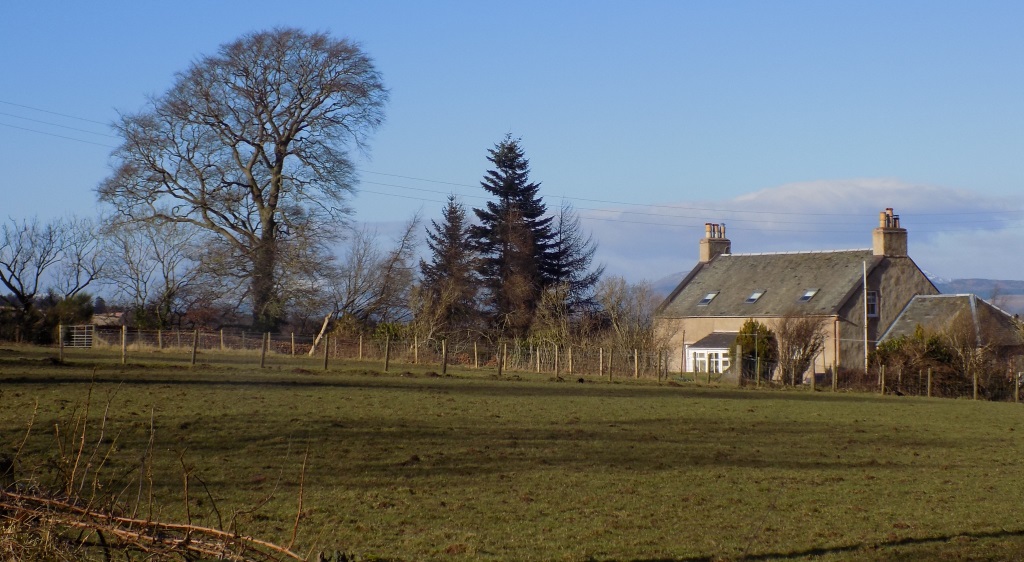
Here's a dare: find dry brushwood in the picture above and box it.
[0,489,303,561]
[2,384,307,561]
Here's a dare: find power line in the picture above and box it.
[5,100,1023,227]
[0,111,116,138]
[0,99,110,126]
[359,168,1024,219]
[0,122,114,148]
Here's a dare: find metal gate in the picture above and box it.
[66,325,95,348]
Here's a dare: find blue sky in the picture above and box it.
[3,1,1023,283]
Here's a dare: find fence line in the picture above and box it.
[71,326,679,379]
[49,326,1024,401]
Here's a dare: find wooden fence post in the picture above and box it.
[973,369,979,401]
[121,325,127,365]
[735,345,742,387]
[497,343,504,377]
[474,341,478,369]
[536,347,541,373]
[384,334,391,372]
[633,349,639,379]
[323,335,330,371]
[503,343,508,373]
[291,332,295,357]
[190,330,198,366]
[220,329,224,351]
[608,349,614,382]
[599,347,604,378]
[880,365,886,395]
[811,354,817,391]
[414,334,419,365]
[554,345,560,377]
[260,332,268,368]
[359,335,363,360]
[927,368,932,398]
[157,329,162,350]
[441,339,448,375]
[568,346,573,376]
[58,323,64,362]
[1016,372,1020,403]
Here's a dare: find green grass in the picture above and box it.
[3,344,1024,560]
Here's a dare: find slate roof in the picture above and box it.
[658,249,882,318]
[690,332,740,349]
[881,294,1020,347]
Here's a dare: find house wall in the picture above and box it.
[835,257,938,371]
[657,315,841,381]
[658,316,748,373]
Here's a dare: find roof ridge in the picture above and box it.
[725,248,871,257]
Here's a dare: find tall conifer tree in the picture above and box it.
[471,136,554,337]
[418,195,478,334]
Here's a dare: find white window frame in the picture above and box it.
[799,288,819,303]
[866,291,879,317]
[690,349,731,373]
[745,290,765,304]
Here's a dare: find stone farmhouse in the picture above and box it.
[655,208,939,380]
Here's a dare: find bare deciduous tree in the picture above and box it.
[308,217,420,352]
[0,217,103,340]
[772,312,828,386]
[596,276,663,351]
[103,219,203,328]
[98,28,387,331]
[943,309,990,399]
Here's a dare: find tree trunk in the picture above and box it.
[251,233,281,332]
[308,314,332,356]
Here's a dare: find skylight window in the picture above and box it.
[798,289,819,303]
[697,292,719,306]
[745,290,765,304]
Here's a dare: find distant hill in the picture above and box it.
[648,273,1024,315]
[932,279,1024,297]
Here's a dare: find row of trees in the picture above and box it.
[3,28,661,350]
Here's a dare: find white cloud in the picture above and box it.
[582,178,1024,283]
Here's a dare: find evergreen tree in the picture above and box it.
[418,195,478,336]
[546,202,604,314]
[471,136,555,337]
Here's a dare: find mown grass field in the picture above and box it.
[2,344,1024,561]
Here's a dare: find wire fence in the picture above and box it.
[44,325,1024,401]
[54,325,676,380]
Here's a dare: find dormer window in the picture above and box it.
[798,289,819,303]
[697,292,719,306]
[745,290,765,304]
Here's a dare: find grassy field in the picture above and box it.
[2,344,1024,561]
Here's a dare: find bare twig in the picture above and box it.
[1,490,305,560]
[287,446,309,551]
[12,398,38,468]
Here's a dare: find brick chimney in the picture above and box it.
[699,222,731,263]
[872,208,907,256]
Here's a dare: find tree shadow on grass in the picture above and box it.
[0,365,902,406]
[631,526,1024,561]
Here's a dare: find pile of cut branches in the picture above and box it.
[0,488,302,560]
